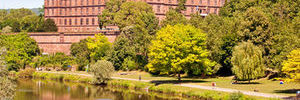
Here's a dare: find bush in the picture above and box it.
[121,57,137,71]
[228,92,253,100]
[17,68,36,78]
[0,66,16,99]
[90,60,115,84]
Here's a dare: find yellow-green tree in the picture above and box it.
[86,34,111,63]
[147,24,217,81]
[231,42,265,82]
[282,49,300,82]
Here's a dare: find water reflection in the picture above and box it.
[14,79,184,100]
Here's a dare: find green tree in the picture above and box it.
[42,18,58,32]
[90,60,115,84]
[100,1,159,69]
[98,0,126,29]
[161,9,188,27]
[0,47,16,100]
[107,34,135,70]
[0,32,40,71]
[147,24,217,81]
[281,49,300,82]
[70,39,90,70]
[231,42,265,82]
[86,34,111,62]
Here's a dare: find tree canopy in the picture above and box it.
[231,42,265,82]
[147,24,218,80]
[281,49,300,82]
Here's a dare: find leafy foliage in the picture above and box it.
[0,8,57,32]
[147,24,218,80]
[86,34,111,63]
[0,33,40,71]
[231,42,265,82]
[190,0,300,75]
[90,60,115,84]
[70,39,90,70]
[0,66,16,100]
[30,53,75,70]
[16,68,36,78]
[107,34,135,70]
[281,49,300,82]
[161,9,188,27]
[101,1,159,70]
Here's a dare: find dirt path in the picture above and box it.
[39,71,287,98]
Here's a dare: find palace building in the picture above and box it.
[44,0,226,32]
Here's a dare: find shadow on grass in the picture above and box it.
[150,80,209,85]
[233,82,261,84]
[274,89,300,94]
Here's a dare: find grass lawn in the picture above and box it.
[113,71,300,97]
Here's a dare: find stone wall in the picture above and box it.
[28,32,119,55]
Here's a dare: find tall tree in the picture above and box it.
[231,42,265,82]
[70,39,90,70]
[281,49,300,82]
[86,34,111,63]
[161,9,188,27]
[107,34,135,70]
[0,32,40,71]
[147,24,217,81]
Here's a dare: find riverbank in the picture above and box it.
[30,71,278,100]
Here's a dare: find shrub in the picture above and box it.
[17,68,36,78]
[231,42,265,82]
[90,60,115,84]
[0,66,16,99]
[281,48,300,82]
[228,92,253,100]
[121,57,137,71]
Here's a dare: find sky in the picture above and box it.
[0,0,43,9]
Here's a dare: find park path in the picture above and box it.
[40,71,287,98]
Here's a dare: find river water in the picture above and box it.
[14,79,188,100]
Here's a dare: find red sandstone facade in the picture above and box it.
[44,0,226,32]
[28,32,118,54]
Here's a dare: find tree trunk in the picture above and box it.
[178,73,181,81]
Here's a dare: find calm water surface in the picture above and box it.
[14,79,187,100]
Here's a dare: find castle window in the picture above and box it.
[191,0,194,4]
[75,19,78,25]
[59,0,62,5]
[98,7,101,14]
[92,18,95,25]
[69,19,72,25]
[64,19,67,25]
[87,0,89,5]
[92,7,95,14]
[215,0,217,5]
[207,0,210,5]
[60,9,62,15]
[169,0,172,3]
[86,18,89,25]
[207,8,210,13]
[214,8,217,13]
[92,0,95,5]
[191,7,194,13]
[52,0,54,6]
[80,18,83,25]
[75,0,77,5]
[200,0,202,4]
[81,0,83,5]
[157,5,160,12]
[59,19,62,24]
[70,0,72,6]
[98,0,101,4]
[87,8,89,15]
